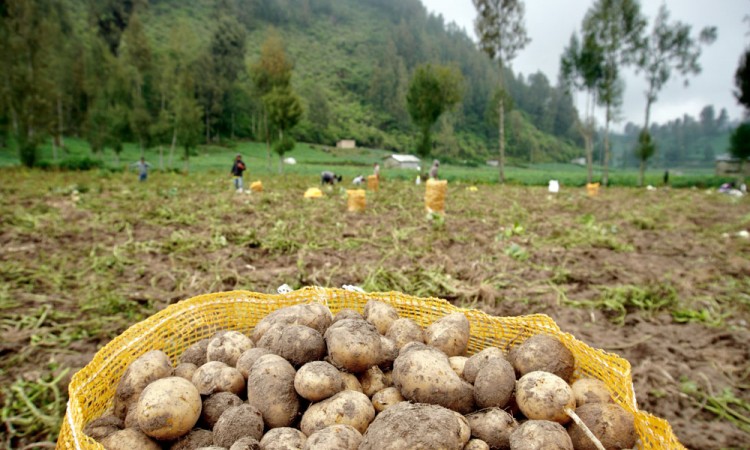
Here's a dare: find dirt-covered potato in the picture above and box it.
[371,387,404,412]
[324,319,383,373]
[174,362,198,381]
[114,350,173,419]
[509,335,575,382]
[474,358,516,409]
[464,439,490,450]
[101,428,162,450]
[465,408,518,449]
[252,303,333,342]
[136,376,202,440]
[83,414,123,441]
[463,347,505,384]
[207,331,254,367]
[294,361,345,401]
[359,402,471,450]
[449,356,468,379]
[424,312,470,357]
[567,403,636,450]
[229,436,261,450]
[169,428,214,450]
[300,390,375,435]
[516,371,575,424]
[358,365,387,397]
[257,324,326,366]
[303,424,362,450]
[363,300,400,335]
[332,308,363,323]
[392,342,475,414]
[213,404,264,448]
[247,354,300,428]
[259,427,307,450]
[509,420,573,450]
[339,371,363,392]
[571,378,613,407]
[385,318,425,349]
[180,339,209,366]
[192,361,245,396]
[378,336,398,369]
[201,392,243,429]
[236,347,274,379]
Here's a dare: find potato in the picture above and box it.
[303,424,362,450]
[515,371,575,424]
[192,361,245,396]
[123,405,138,429]
[464,439,490,450]
[236,347,273,379]
[136,377,202,440]
[358,365,387,397]
[174,362,198,381]
[201,392,243,429]
[247,354,300,428]
[382,370,393,387]
[465,408,518,449]
[509,335,575,382]
[508,420,573,450]
[332,308,363,323]
[449,356,468,379]
[101,428,161,450]
[385,318,425,349]
[392,342,475,414]
[213,404,264,448]
[230,436,261,450]
[474,358,516,409]
[181,339,209,366]
[462,347,505,384]
[378,336,398,370]
[424,312,470,357]
[300,390,375,435]
[259,427,307,450]
[195,447,225,450]
[324,319,383,373]
[169,428,214,450]
[114,350,172,419]
[571,378,613,407]
[567,403,636,450]
[371,387,404,412]
[252,303,333,342]
[360,402,471,450]
[363,300,400,335]
[207,331,254,367]
[294,361,345,401]
[83,414,123,441]
[257,324,326,366]
[339,371,363,392]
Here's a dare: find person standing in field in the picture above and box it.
[373,162,381,180]
[132,157,151,182]
[231,154,246,192]
[429,159,440,180]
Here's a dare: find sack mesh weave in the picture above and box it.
[57,287,683,449]
[346,189,366,212]
[425,179,447,213]
[367,175,379,191]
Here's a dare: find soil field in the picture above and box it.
[1,168,749,449]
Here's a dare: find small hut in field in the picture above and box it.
[383,154,421,170]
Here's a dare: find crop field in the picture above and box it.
[1,168,749,449]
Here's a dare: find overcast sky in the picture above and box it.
[421,0,748,129]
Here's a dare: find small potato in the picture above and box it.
[258,324,326,366]
[136,377,202,440]
[213,404,264,448]
[303,424,362,450]
[123,405,138,429]
[378,336,398,370]
[259,427,307,450]
[363,300,400,335]
[382,370,393,387]
[201,392,243,429]
[294,361,345,402]
[424,312,470,357]
[567,403,636,450]
[516,371,575,424]
[114,350,172,419]
[464,439,490,450]
[230,436,261,450]
[463,347,505,384]
[169,428,213,450]
[371,387,404,412]
[358,366,387,397]
[449,356,468,379]
[325,319,383,373]
[360,402,471,450]
[339,371,363,392]
[571,378,613,407]
[509,420,573,450]
[385,318,425,349]
[180,339,209,366]
[332,308,363,323]
[474,358,516,409]
[252,303,333,342]
[192,361,245,396]
[300,390,375,435]
[101,428,161,450]
[465,408,518,449]
[83,415,123,441]
[174,362,198,381]
[207,331,254,367]
[247,354,300,428]
[509,334,575,382]
[236,347,274,379]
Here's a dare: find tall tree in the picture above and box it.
[583,0,646,186]
[121,11,153,156]
[735,48,750,114]
[472,0,530,183]
[729,122,750,181]
[634,4,715,185]
[264,86,302,173]
[406,63,463,158]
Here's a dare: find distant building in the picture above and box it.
[486,160,499,167]
[383,154,421,170]
[571,157,586,166]
[715,154,750,176]
[336,139,356,149]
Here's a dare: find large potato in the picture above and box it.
[359,402,471,450]
[252,303,333,342]
[83,415,123,441]
[332,308,363,323]
[101,428,161,450]
[257,324,326,366]
[325,319,383,373]
[259,427,307,450]
[424,312,470,357]
[474,358,516,409]
[462,347,505,384]
[303,424,362,450]
[136,377,201,440]
[114,350,172,419]
[180,339,209,366]
[294,361,345,402]
[174,363,197,382]
[515,371,575,424]
[247,354,300,428]
[236,347,274,379]
[169,429,213,450]
[567,403,636,450]
[207,330,254,367]
[300,390,375,435]
[230,436,261,450]
[392,342,475,414]
[192,361,244,396]
[465,408,518,449]
[571,378,613,407]
[509,334,575,382]
[363,300,400,335]
[385,318,424,349]
[213,404,264,448]
[508,420,573,450]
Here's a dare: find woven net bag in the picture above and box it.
[425,179,447,213]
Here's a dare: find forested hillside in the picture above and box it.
[0,0,584,167]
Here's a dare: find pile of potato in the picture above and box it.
[85,301,637,450]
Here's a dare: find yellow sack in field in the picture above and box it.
[425,178,447,213]
[250,180,263,192]
[346,189,366,212]
[367,175,379,191]
[304,187,323,199]
[587,182,600,197]
[58,288,684,450]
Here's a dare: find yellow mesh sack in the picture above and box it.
[346,189,366,212]
[57,288,684,450]
[587,182,600,197]
[303,187,323,199]
[367,175,379,191]
[250,181,263,192]
[425,178,447,213]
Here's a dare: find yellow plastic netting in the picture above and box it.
[346,189,366,212]
[587,182,600,197]
[57,288,684,450]
[367,175,379,191]
[250,181,263,192]
[425,179,447,213]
